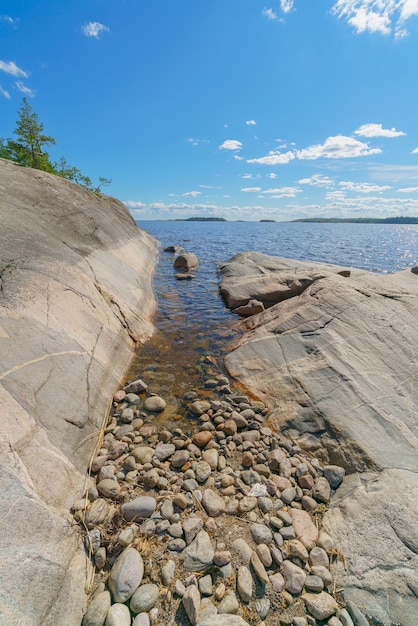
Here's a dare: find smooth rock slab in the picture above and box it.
[121,496,156,521]
[182,530,214,571]
[108,547,144,603]
[302,591,338,620]
[130,583,159,613]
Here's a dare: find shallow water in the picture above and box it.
[125,221,418,411]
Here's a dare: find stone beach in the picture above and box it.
[76,364,369,626]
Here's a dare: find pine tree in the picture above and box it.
[7,97,56,170]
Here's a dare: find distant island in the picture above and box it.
[174,217,227,222]
[260,219,276,222]
[292,216,418,224]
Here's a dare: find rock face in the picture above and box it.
[0,159,157,625]
[220,251,418,626]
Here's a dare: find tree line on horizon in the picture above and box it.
[0,98,111,193]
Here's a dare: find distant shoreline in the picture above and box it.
[292,217,418,224]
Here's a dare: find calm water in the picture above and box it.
[126,221,418,419]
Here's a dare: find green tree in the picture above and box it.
[7,97,56,170]
[54,156,93,189]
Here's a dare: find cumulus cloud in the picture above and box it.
[354,123,406,137]
[0,85,10,99]
[15,81,35,97]
[268,173,277,178]
[280,0,295,13]
[246,120,257,126]
[247,150,295,165]
[219,139,243,151]
[183,191,202,197]
[297,135,382,159]
[262,186,302,197]
[262,8,278,20]
[0,60,28,77]
[82,21,110,38]
[331,0,418,37]
[241,187,262,193]
[299,174,334,187]
[411,148,418,154]
[339,181,391,193]
[398,186,418,192]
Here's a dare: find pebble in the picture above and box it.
[121,496,156,521]
[108,547,144,603]
[237,565,253,602]
[105,603,131,626]
[129,583,159,613]
[79,376,348,626]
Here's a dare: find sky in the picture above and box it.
[1,1,418,221]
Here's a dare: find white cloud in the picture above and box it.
[0,85,10,99]
[398,186,418,192]
[125,201,145,209]
[219,139,243,151]
[0,60,28,77]
[280,0,295,13]
[246,120,257,126]
[247,150,295,165]
[183,191,202,197]
[241,187,262,193]
[262,8,278,20]
[339,181,391,193]
[15,81,35,97]
[298,174,334,187]
[233,155,244,161]
[82,21,110,38]
[411,148,418,154]
[268,172,277,179]
[354,123,406,137]
[0,15,18,24]
[297,135,382,159]
[331,0,418,37]
[241,174,253,179]
[262,186,302,197]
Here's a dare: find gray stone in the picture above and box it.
[237,565,253,602]
[182,530,214,571]
[97,479,120,499]
[108,547,144,603]
[217,591,239,614]
[124,379,148,394]
[94,547,106,569]
[105,603,131,626]
[250,550,269,585]
[153,443,175,461]
[254,597,270,619]
[339,608,355,626]
[130,583,159,613]
[232,538,253,564]
[312,477,331,503]
[302,591,338,620]
[131,446,155,464]
[160,498,174,519]
[183,584,201,625]
[195,461,212,483]
[197,616,250,626]
[199,574,213,596]
[202,489,226,517]
[118,526,137,547]
[250,523,273,545]
[167,538,186,551]
[346,599,370,626]
[132,614,151,626]
[171,449,190,467]
[283,560,306,594]
[82,590,111,626]
[183,516,204,544]
[121,496,156,521]
[161,559,176,586]
[144,395,166,412]
[323,465,345,489]
[174,252,199,271]
[304,575,324,592]
[289,508,318,551]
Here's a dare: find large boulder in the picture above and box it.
[220,251,418,626]
[0,159,157,625]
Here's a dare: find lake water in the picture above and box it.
[126,221,418,419]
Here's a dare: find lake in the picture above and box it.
[126,220,418,416]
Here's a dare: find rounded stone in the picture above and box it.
[283,560,306,595]
[171,449,190,468]
[130,583,159,613]
[97,479,120,499]
[108,547,144,603]
[153,443,176,461]
[82,590,111,626]
[304,575,324,592]
[144,396,166,412]
[105,603,131,626]
[202,489,226,517]
[302,591,338,620]
[193,431,213,448]
[250,523,273,545]
[121,496,156,522]
[237,565,253,603]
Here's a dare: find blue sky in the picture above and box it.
[1,1,418,221]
